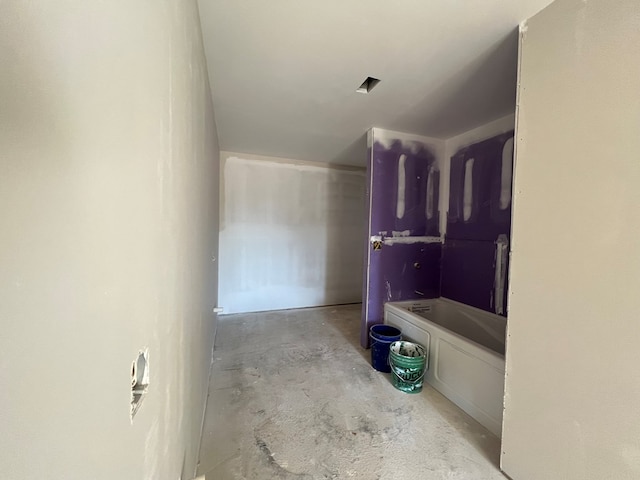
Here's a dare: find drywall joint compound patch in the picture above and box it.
[130,348,149,422]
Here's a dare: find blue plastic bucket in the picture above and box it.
[369,324,402,372]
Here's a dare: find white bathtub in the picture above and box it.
[384,298,506,437]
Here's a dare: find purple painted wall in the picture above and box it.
[361,138,441,347]
[369,140,440,236]
[441,132,514,316]
[441,240,496,313]
[447,132,514,241]
[361,130,514,347]
[366,243,442,323]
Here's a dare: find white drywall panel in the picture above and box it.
[219,153,365,314]
[0,1,219,479]
[501,1,640,478]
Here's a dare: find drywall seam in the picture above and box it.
[426,164,436,220]
[219,156,227,232]
[504,22,526,321]
[383,236,442,246]
[499,138,515,209]
[494,234,509,315]
[194,339,216,479]
[220,150,365,172]
[364,129,375,326]
[222,155,366,176]
[500,29,525,426]
[396,154,407,219]
[444,114,516,158]
[371,127,444,151]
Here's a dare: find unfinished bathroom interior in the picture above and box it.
[2,1,639,479]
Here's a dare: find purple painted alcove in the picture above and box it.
[360,130,514,348]
[447,132,514,241]
[360,138,441,347]
[442,132,514,316]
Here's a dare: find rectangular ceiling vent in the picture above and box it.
[356,77,380,94]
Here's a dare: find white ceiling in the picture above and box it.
[198,0,552,166]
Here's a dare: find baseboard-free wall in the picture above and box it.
[502,0,640,478]
[219,152,365,314]
[0,2,219,479]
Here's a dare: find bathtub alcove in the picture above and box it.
[385,298,506,437]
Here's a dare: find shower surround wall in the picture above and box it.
[443,128,515,315]
[361,129,445,347]
[361,117,515,347]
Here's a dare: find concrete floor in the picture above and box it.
[197,304,506,480]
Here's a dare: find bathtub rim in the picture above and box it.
[384,297,506,360]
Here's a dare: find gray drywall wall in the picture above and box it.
[219,152,365,314]
[0,1,220,479]
[501,0,640,478]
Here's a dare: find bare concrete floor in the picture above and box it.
[197,304,506,480]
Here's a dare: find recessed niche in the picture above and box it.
[130,349,149,422]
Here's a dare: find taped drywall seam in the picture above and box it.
[494,234,509,315]
[396,154,406,219]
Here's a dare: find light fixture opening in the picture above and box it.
[356,77,381,94]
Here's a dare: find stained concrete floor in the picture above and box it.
[197,304,506,480]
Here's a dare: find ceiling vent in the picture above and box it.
[356,77,381,94]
